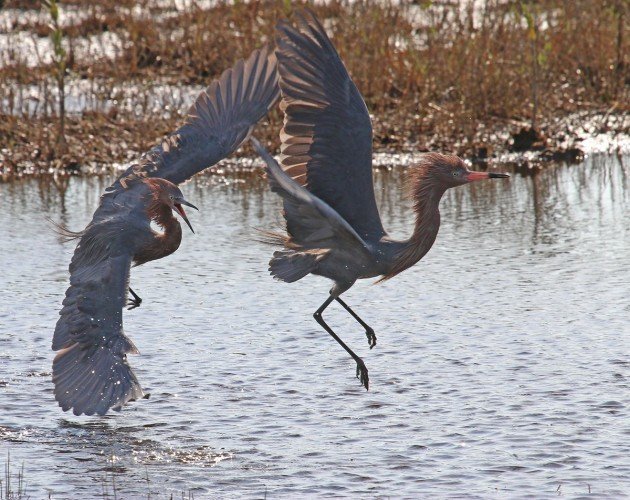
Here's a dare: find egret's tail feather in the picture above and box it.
[52,341,143,416]
[255,228,288,247]
[268,249,324,283]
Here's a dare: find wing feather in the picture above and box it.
[275,10,385,241]
[252,138,371,260]
[52,193,150,416]
[112,46,279,188]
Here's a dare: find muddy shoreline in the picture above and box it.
[1,107,628,180]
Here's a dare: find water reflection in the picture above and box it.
[0,153,628,497]
[5,153,626,247]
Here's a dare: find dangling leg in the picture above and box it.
[335,297,377,349]
[313,295,369,390]
[127,287,143,310]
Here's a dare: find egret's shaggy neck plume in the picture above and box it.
[382,158,449,280]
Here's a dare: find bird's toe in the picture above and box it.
[365,328,377,349]
[355,360,369,391]
[127,299,141,310]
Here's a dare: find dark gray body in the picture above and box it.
[322,238,406,278]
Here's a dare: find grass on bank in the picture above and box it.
[0,0,628,175]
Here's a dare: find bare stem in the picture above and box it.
[42,0,68,154]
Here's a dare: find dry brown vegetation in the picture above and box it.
[0,0,628,176]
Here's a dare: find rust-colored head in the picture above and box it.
[411,153,510,190]
[143,178,199,232]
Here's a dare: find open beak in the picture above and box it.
[466,170,510,182]
[173,199,198,233]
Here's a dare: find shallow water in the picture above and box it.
[0,154,628,498]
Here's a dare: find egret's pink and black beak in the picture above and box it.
[173,199,198,233]
[465,171,510,182]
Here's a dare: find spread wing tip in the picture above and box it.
[187,45,280,135]
[53,342,143,416]
[117,45,280,186]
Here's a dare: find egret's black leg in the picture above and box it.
[335,297,377,349]
[127,287,142,310]
[313,295,369,390]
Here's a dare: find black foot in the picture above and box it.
[365,327,377,349]
[127,297,142,310]
[127,287,142,310]
[355,359,369,390]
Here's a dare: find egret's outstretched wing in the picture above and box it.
[275,10,385,241]
[252,138,371,258]
[113,46,279,188]
[52,190,151,416]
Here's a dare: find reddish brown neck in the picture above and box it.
[409,172,445,241]
[382,168,446,280]
[133,192,182,266]
[147,197,178,231]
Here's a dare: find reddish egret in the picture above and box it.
[53,47,279,416]
[251,11,509,390]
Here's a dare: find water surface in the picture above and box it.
[0,154,628,498]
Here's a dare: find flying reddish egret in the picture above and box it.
[53,47,279,416]
[250,11,509,390]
